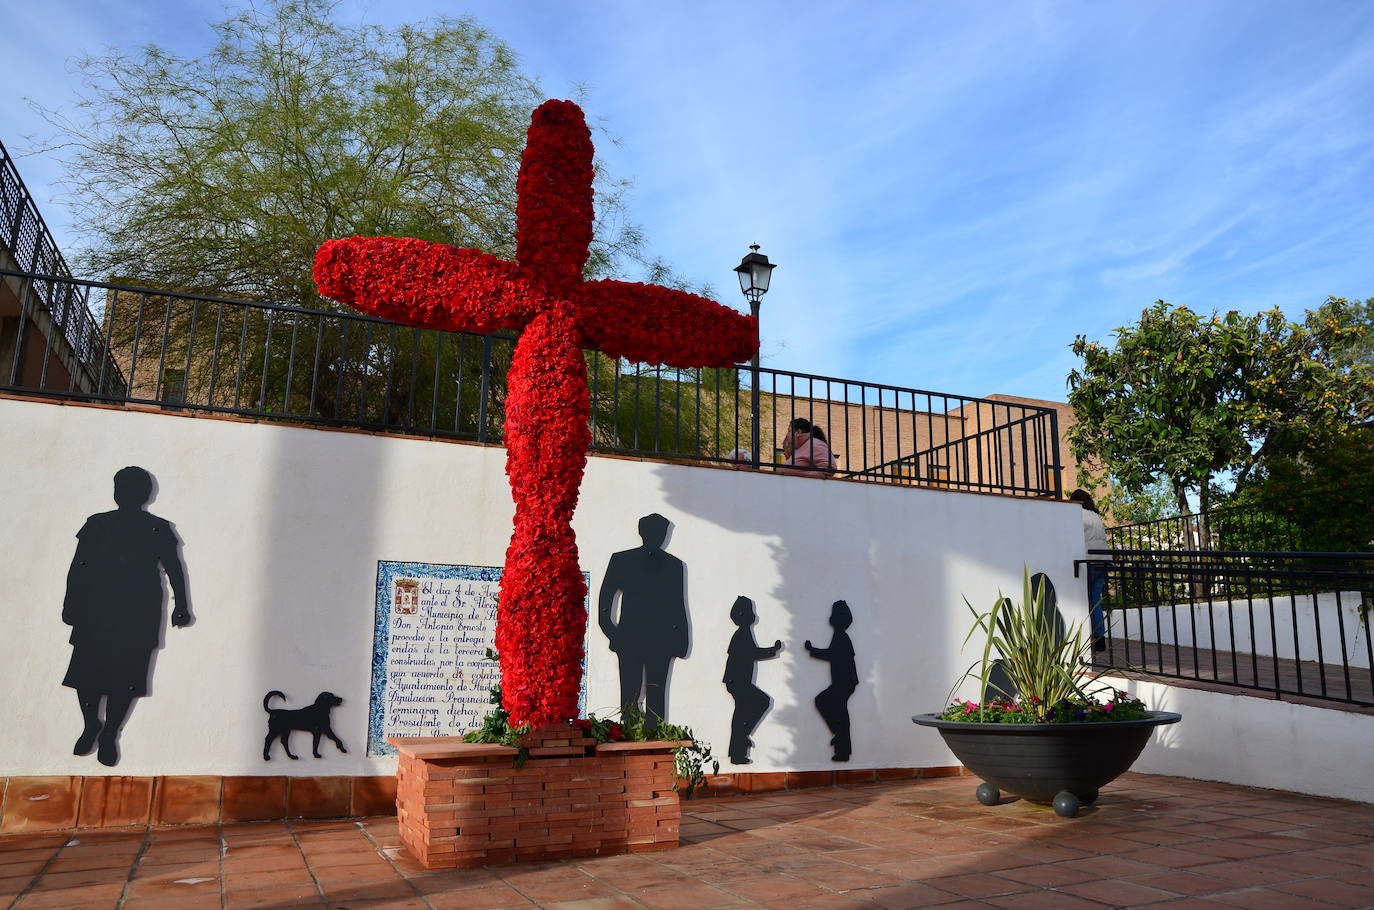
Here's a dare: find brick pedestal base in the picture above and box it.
[390,726,686,869]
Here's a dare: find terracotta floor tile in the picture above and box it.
[310,861,400,884]
[43,852,138,874]
[759,894,874,909]
[222,853,310,875]
[0,872,39,896]
[920,872,1027,899]
[1271,877,1374,907]
[123,874,221,899]
[12,880,128,907]
[407,868,503,892]
[1,775,1371,908]
[984,891,1111,910]
[121,896,224,909]
[1203,887,1341,909]
[223,867,316,891]
[0,860,52,880]
[1120,845,1221,868]
[1126,869,1231,896]
[719,873,821,901]
[28,867,130,890]
[224,883,325,908]
[321,878,422,901]
[854,880,973,908]
[1336,870,1374,888]
[634,879,746,909]
[423,882,535,908]
[1058,876,1185,906]
[1186,859,1308,887]
[130,861,219,881]
[542,899,645,910]
[993,861,1104,889]
[509,875,621,903]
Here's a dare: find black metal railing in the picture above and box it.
[1107,484,1374,553]
[0,141,126,395]
[1083,549,1374,707]
[0,268,1063,497]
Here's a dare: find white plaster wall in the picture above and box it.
[1100,676,1374,804]
[0,396,1087,778]
[1110,594,1372,670]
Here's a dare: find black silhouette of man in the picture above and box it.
[722,596,782,764]
[805,599,858,762]
[598,513,688,728]
[63,467,190,766]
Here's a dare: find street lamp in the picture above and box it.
[735,244,775,469]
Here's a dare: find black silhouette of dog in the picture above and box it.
[262,690,347,760]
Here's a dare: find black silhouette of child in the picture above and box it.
[63,467,190,766]
[722,596,782,765]
[805,599,858,762]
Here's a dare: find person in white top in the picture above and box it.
[1070,489,1110,651]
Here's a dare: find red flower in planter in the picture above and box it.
[608,724,624,742]
[314,100,758,729]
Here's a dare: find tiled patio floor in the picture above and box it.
[3,772,1373,909]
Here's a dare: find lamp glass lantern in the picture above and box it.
[734,245,775,302]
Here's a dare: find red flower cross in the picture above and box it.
[314,100,758,728]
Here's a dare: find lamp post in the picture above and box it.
[734,244,775,469]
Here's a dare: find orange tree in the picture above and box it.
[1067,300,1373,535]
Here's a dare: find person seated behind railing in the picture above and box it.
[1069,488,1110,651]
[777,418,836,477]
[727,448,758,471]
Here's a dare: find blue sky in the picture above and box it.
[4,1,1374,402]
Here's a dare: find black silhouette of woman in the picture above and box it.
[805,599,858,762]
[63,467,190,766]
[722,596,782,765]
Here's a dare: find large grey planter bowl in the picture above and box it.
[912,711,1181,817]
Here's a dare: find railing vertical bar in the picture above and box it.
[95,288,119,396]
[307,313,324,417]
[406,328,420,428]
[206,303,226,407]
[258,309,275,412]
[283,310,301,412]
[182,300,202,406]
[453,333,467,433]
[333,319,350,421]
[1332,588,1353,701]
[154,295,174,401]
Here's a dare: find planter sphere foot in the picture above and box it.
[1052,791,1080,818]
[1080,788,1099,805]
[975,783,1000,806]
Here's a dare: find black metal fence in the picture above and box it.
[0,141,126,395]
[1107,484,1374,554]
[0,268,1063,498]
[1085,548,1374,707]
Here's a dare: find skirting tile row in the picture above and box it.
[0,775,398,834]
[0,764,969,836]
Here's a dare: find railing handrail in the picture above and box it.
[1095,548,1374,560]
[0,142,79,281]
[0,266,1063,498]
[0,266,1061,421]
[1107,484,1374,534]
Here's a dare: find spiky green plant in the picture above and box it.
[949,566,1103,723]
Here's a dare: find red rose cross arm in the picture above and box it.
[576,280,759,368]
[313,236,537,335]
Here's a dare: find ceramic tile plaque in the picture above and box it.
[368,561,588,756]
